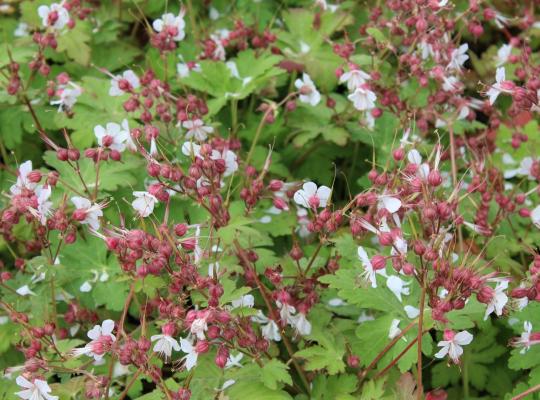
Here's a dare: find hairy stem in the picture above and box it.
[417,277,427,400]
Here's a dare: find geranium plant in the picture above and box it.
[0,1,540,399]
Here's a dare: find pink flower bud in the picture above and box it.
[393,147,405,161]
[27,170,42,183]
[477,285,495,304]
[215,346,229,369]
[378,232,393,246]
[371,255,386,270]
[428,169,442,187]
[290,244,303,261]
[195,340,210,354]
[162,322,176,336]
[442,329,455,341]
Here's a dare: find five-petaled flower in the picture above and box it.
[183,119,214,141]
[15,376,58,400]
[151,323,180,359]
[486,67,515,105]
[180,337,198,370]
[94,122,130,152]
[339,68,370,91]
[109,70,140,97]
[71,196,104,231]
[10,161,37,195]
[293,182,331,209]
[38,3,69,30]
[434,329,473,363]
[484,280,509,320]
[132,191,158,218]
[73,319,116,361]
[348,86,377,111]
[153,11,186,41]
[294,73,321,106]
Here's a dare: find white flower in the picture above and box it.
[231,294,254,309]
[358,246,378,288]
[262,320,282,341]
[208,34,226,60]
[71,196,103,230]
[512,321,539,354]
[183,119,214,141]
[216,380,236,391]
[328,298,346,307]
[357,311,375,324]
[10,161,36,195]
[447,44,469,71]
[190,318,208,340]
[339,69,370,91]
[16,376,58,400]
[79,281,92,292]
[442,76,459,91]
[252,311,281,342]
[407,149,422,165]
[293,182,331,209]
[50,82,81,112]
[109,70,140,97]
[295,73,321,106]
[212,149,238,177]
[386,275,410,302]
[486,67,514,105]
[177,62,197,78]
[14,22,29,37]
[152,12,186,41]
[299,41,311,54]
[180,337,198,370]
[434,330,473,363]
[225,353,243,369]
[38,3,69,30]
[121,119,137,151]
[16,285,36,296]
[484,280,509,320]
[388,319,402,339]
[493,12,510,29]
[348,86,377,110]
[131,191,158,218]
[404,305,420,319]
[73,320,116,361]
[209,7,220,20]
[419,41,434,60]
[277,301,296,324]
[377,195,401,214]
[182,141,202,158]
[94,122,129,152]
[504,157,536,180]
[32,185,52,225]
[289,313,312,336]
[532,205,540,229]
[151,334,180,359]
[496,44,512,66]
[315,0,339,12]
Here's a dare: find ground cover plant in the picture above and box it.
[0,0,540,399]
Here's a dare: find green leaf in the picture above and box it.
[56,23,92,65]
[310,374,358,400]
[366,27,387,42]
[319,269,406,314]
[43,151,143,195]
[261,360,292,390]
[296,326,346,375]
[360,377,387,400]
[92,280,130,311]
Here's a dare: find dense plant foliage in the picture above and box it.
[1,0,540,399]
